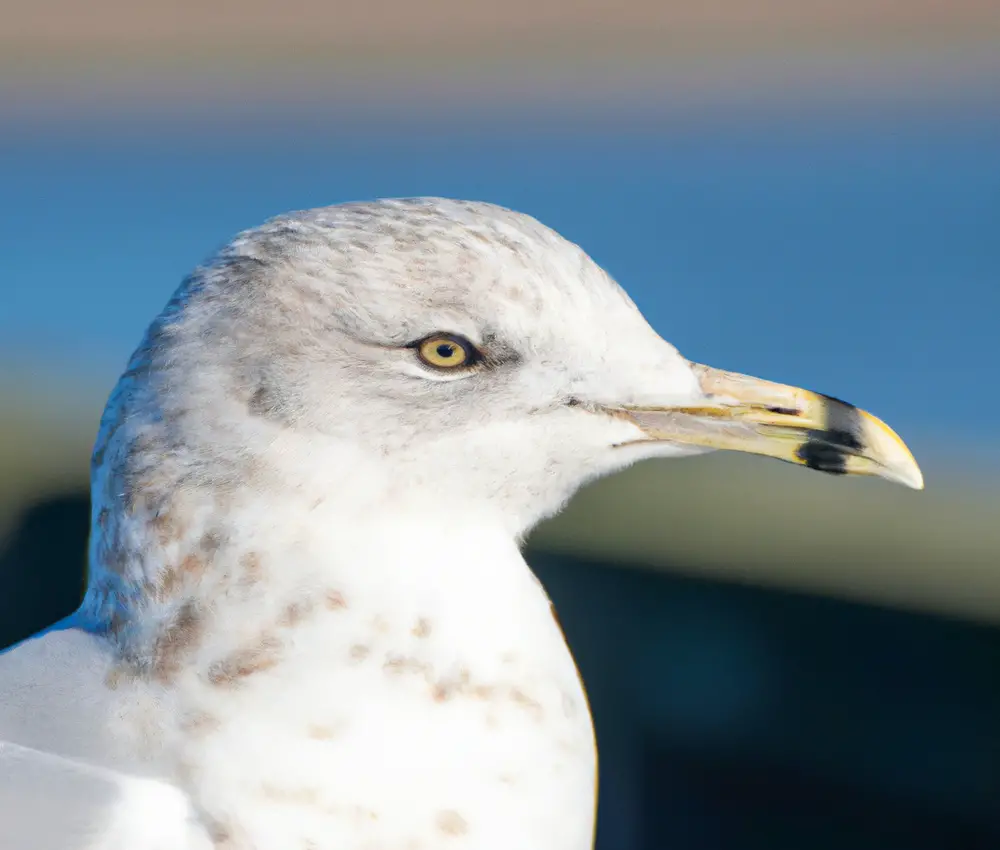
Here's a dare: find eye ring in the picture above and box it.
[414,334,481,370]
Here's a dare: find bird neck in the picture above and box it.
[86,492,533,674]
[154,509,597,850]
[87,494,599,849]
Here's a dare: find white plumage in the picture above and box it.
[0,198,921,850]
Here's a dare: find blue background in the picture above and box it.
[4,109,998,455]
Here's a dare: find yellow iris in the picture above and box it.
[418,335,472,369]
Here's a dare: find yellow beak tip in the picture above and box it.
[897,464,925,491]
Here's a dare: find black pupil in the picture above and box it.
[436,343,457,359]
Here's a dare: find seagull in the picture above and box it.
[0,198,922,850]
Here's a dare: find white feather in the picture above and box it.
[1,198,709,849]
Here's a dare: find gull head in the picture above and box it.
[95,197,921,536]
[85,198,921,633]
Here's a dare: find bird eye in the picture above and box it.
[415,334,479,370]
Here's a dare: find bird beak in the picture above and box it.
[614,362,924,490]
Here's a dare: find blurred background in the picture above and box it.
[1,1,999,847]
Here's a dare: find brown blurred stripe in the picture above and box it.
[4,0,1000,55]
[2,1,998,126]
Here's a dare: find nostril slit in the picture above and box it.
[768,406,799,416]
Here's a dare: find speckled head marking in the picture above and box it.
[83,198,920,656]
[81,198,700,659]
